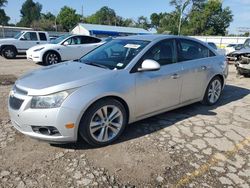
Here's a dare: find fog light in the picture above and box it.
[32,126,60,136]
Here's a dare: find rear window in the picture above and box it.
[39,33,47,41]
[81,36,101,44]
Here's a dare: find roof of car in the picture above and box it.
[116,34,200,42]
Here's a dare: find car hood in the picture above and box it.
[28,43,61,51]
[232,47,250,55]
[0,38,17,44]
[15,61,113,96]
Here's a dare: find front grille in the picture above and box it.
[9,96,24,110]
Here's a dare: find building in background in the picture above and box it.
[71,23,154,38]
[0,25,32,38]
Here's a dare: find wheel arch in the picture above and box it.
[0,45,17,53]
[79,95,130,125]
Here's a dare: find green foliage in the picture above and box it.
[136,16,150,30]
[151,0,233,36]
[17,0,42,27]
[0,0,9,25]
[0,9,9,25]
[57,6,81,31]
[0,0,7,7]
[86,6,116,25]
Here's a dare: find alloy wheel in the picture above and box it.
[89,105,123,143]
[48,53,59,64]
[208,79,222,104]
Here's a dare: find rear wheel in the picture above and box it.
[202,76,222,105]
[44,52,60,65]
[2,46,17,59]
[79,99,127,147]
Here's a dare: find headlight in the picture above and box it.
[34,47,44,52]
[31,91,71,109]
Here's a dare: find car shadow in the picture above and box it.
[51,84,250,150]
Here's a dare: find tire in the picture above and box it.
[2,46,17,59]
[202,76,222,106]
[79,98,127,147]
[44,52,60,66]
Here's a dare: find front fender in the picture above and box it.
[61,73,136,129]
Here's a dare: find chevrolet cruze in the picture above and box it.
[8,35,228,146]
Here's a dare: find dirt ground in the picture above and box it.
[0,56,250,187]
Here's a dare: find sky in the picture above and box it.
[3,0,250,34]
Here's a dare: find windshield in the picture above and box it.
[243,39,250,48]
[14,32,24,39]
[50,34,71,44]
[80,39,150,70]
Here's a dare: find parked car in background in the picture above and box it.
[8,35,228,146]
[26,34,104,65]
[207,42,225,55]
[225,43,243,56]
[49,36,58,42]
[0,31,49,59]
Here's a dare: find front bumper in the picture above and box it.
[8,88,80,143]
[235,62,250,75]
[26,50,43,63]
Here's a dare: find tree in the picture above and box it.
[136,16,150,30]
[151,0,233,36]
[186,0,233,35]
[150,13,160,29]
[0,0,9,25]
[86,6,117,25]
[17,0,42,27]
[57,6,81,31]
[32,12,56,31]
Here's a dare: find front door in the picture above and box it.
[134,39,182,118]
[17,32,40,52]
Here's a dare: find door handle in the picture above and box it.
[36,42,40,44]
[171,73,180,79]
[201,66,207,70]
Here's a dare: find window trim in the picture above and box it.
[38,32,47,41]
[130,39,177,73]
[23,32,38,41]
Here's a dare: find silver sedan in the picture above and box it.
[8,35,228,146]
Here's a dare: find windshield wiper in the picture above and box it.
[85,62,110,69]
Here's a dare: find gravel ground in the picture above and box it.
[0,56,250,187]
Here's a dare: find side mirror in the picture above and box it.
[63,41,69,46]
[138,59,160,72]
[20,36,26,41]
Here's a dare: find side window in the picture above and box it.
[39,33,47,41]
[177,39,211,62]
[81,36,101,44]
[141,39,176,66]
[63,37,81,45]
[23,32,38,41]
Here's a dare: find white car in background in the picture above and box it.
[26,34,104,65]
[0,31,49,59]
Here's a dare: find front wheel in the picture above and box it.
[202,76,222,106]
[44,52,60,65]
[79,99,127,147]
[2,46,17,59]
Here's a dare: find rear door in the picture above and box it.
[177,39,215,103]
[79,36,102,56]
[38,32,48,44]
